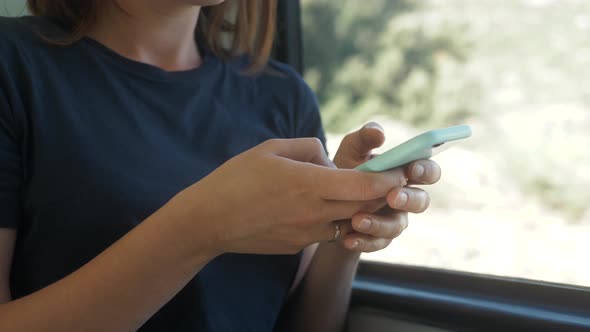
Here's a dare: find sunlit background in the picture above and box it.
[303,0,590,287]
[1,0,589,287]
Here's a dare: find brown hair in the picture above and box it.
[26,0,278,72]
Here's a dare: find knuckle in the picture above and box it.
[359,182,371,201]
[341,134,356,150]
[308,137,324,151]
[310,136,323,146]
[343,132,355,141]
[359,202,375,214]
[395,222,405,236]
[369,219,381,234]
[365,241,379,253]
[262,138,280,149]
[387,214,406,237]
[360,178,380,200]
[266,138,279,145]
[390,168,408,187]
[390,222,403,238]
[364,198,386,213]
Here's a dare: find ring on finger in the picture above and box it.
[329,223,341,242]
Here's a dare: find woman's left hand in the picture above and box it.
[332,122,442,252]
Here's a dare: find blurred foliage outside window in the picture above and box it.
[303,0,590,287]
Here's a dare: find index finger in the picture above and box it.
[405,159,441,185]
[264,138,334,168]
[314,166,408,201]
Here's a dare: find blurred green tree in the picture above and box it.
[302,0,476,132]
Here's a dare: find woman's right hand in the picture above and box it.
[172,138,408,256]
[0,138,408,332]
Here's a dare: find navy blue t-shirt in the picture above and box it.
[0,16,325,331]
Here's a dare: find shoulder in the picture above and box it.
[263,59,307,88]
[0,17,67,131]
[0,16,33,38]
[0,16,68,62]
[0,16,79,94]
[263,59,318,106]
[224,56,318,107]
[0,16,60,47]
[255,60,324,139]
[219,56,324,139]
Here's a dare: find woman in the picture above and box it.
[0,0,440,331]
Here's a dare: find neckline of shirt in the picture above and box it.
[80,36,218,83]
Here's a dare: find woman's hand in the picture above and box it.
[332,123,442,252]
[275,128,439,332]
[172,137,409,256]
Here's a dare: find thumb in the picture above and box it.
[359,122,386,151]
[337,122,386,164]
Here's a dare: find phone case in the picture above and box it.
[355,125,472,172]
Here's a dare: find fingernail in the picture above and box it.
[350,240,361,249]
[413,164,425,178]
[364,122,384,133]
[358,217,371,231]
[395,191,408,208]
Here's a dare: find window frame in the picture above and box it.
[274,0,304,74]
[351,262,590,331]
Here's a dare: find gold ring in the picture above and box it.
[330,223,341,242]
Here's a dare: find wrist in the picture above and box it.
[319,241,362,263]
[162,187,225,263]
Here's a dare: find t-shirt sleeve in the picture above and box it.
[0,70,22,229]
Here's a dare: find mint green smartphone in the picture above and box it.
[355,125,472,172]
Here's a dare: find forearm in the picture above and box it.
[279,242,361,332]
[0,192,218,332]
